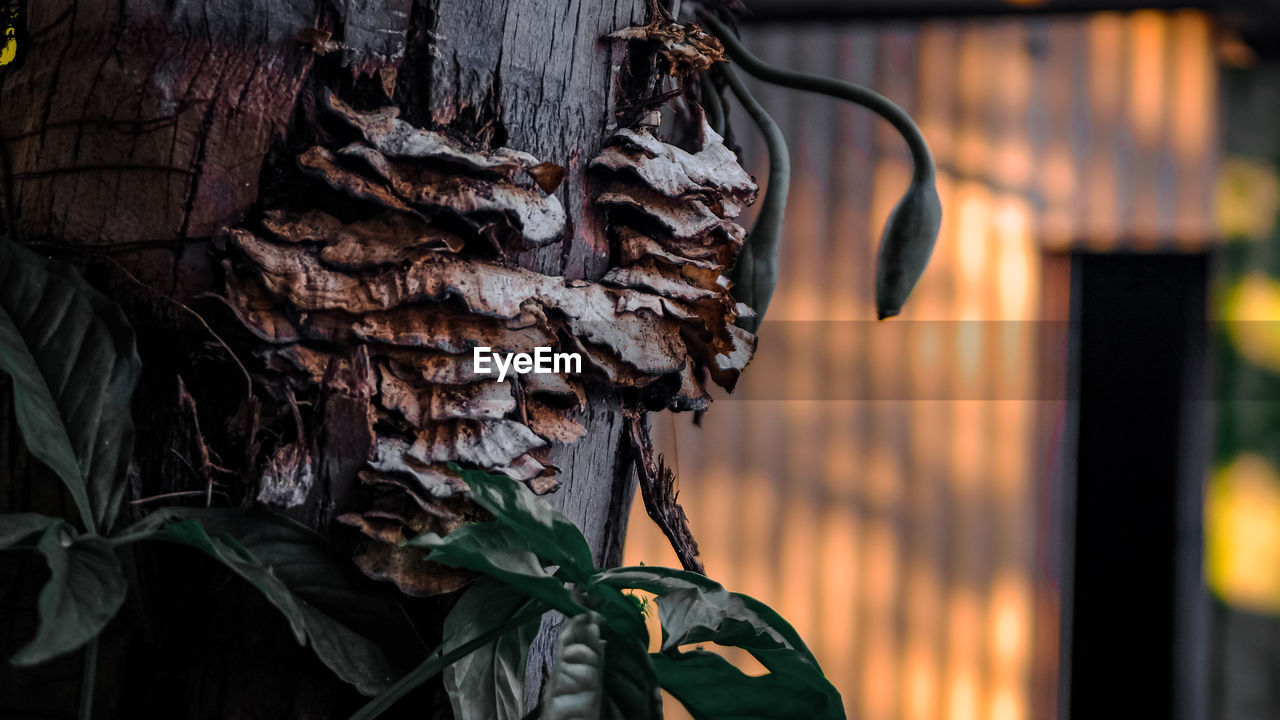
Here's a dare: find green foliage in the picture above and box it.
[0,238,416,699]
[443,578,542,720]
[0,237,140,535]
[9,521,126,667]
[542,612,607,720]
[355,465,844,720]
[0,235,839,719]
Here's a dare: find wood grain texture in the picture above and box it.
[0,1,653,717]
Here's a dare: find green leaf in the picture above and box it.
[542,612,606,720]
[596,567,799,657]
[541,613,662,720]
[598,625,662,720]
[351,600,550,720]
[651,650,844,720]
[444,578,541,720]
[597,567,842,718]
[10,522,127,666]
[131,507,422,695]
[0,512,60,548]
[408,521,585,616]
[0,238,140,534]
[453,466,596,580]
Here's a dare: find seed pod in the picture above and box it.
[701,12,942,321]
[875,176,942,319]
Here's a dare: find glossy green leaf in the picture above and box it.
[10,522,127,666]
[598,566,841,717]
[408,520,584,615]
[132,507,422,695]
[0,238,140,534]
[444,578,540,720]
[652,650,844,720]
[596,567,799,658]
[453,466,595,580]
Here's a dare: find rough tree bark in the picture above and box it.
[0,1,644,717]
[1,1,751,717]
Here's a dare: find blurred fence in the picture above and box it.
[624,11,1217,720]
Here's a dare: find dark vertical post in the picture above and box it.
[1063,253,1210,720]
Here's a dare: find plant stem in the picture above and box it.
[79,637,98,720]
[700,12,935,183]
[719,63,789,332]
[349,602,550,720]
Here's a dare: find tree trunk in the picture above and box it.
[0,1,649,717]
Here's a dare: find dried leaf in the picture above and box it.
[617,228,722,273]
[521,372,587,409]
[367,442,467,499]
[525,400,588,445]
[527,162,567,194]
[351,541,472,597]
[669,364,711,412]
[377,366,516,424]
[369,153,566,247]
[297,146,421,217]
[261,210,464,268]
[597,183,732,241]
[592,124,755,206]
[233,231,691,377]
[602,261,723,303]
[257,442,314,508]
[323,92,540,179]
[607,21,726,76]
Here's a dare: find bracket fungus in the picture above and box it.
[221,91,758,595]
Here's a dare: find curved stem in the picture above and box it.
[79,637,98,720]
[720,64,789,332]
[701,13,935,184]
[699,72,725,138]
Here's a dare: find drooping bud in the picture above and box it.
[875,176,942,320]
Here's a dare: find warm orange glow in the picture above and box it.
[905,647,939,720]
[1088,14,1126,122]
[994,196,1034,321]
[624,11,1218,719]
[1169,12,1213,161]
[990,687,1024,720]
[1127,11,1167,146]
[990,573,1030,669]
[954,181,994,322]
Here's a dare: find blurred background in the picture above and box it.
[623,2,1280,719]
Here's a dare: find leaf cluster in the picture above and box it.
[350,464,845,720]
[0,235,843,719]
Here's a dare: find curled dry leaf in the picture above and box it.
[525,399,589,445]
[527,162,568,194]
[607,20,727,76]
[591,123,756,207]
[377,366,517,424]
[323,92,539,179]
